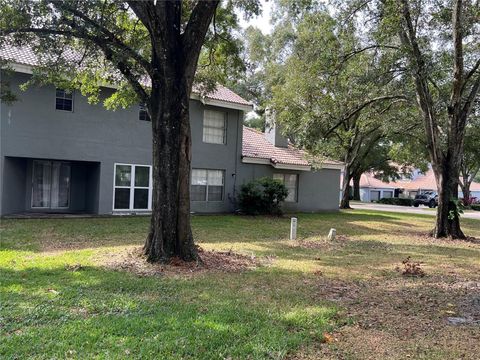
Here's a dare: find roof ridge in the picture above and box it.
[243,125,264,135]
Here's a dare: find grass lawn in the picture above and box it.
[1,210,480,359]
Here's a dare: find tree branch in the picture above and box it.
[182,1,220,87]
[323,95,407,138]
[1,27,148,102]
[342,44,400,62]
[51,0,152,75]
[450,0,464,114]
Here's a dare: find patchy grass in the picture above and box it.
[1,210,479,359]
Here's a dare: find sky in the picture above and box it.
[238,0,273,34]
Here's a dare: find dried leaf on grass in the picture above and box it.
[101,246,261,277]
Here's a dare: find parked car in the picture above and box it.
[413,192,438,208]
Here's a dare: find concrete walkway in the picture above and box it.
[351,202,480,220]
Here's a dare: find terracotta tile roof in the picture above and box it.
[242,127,342,168]
[195,84,251,106]
[355,167,480,192]
[357,173,398,189]
[0,45,251,107]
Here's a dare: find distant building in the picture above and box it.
[354,167,480,202]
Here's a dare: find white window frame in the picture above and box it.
[202,110,227,144]
[112,163,152,211]
[191,168,225,202]
[31,160,71,209]
[55,88,74,112]
[273,173,299,203]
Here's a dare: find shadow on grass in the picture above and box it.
[0,265,336,359]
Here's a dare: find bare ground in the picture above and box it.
[101,246,263,276]
[291,273,480,359]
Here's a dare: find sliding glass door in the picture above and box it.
[32,160,71,209]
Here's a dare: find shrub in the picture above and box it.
[377,197,413,206]
[471,204,480,211]
[237,177,288,215]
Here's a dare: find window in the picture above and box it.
[32,160,70,208]
[113,164,152,210]
[139,103,150,121]
[55,88,73,111]
[191,169,224,201]
[203,110,226,144]
[273,173,298,202]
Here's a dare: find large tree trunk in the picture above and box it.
[352,173,361,201]
[431,161,465,239]
[340,166,352,209]
[138,1,218,263]
[143,76,198,263]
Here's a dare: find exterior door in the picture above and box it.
[32,160,71,209]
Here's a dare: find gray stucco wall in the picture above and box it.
[1,157,27,215]
[1,71,340,215]
[236,162,341,213]
[0,71,242,215]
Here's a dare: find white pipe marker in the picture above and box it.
[290,217,297,240]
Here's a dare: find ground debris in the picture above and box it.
[396,256,425,277]
[65,264,83,272]
[293,235,349,250]
[102,246,260,276]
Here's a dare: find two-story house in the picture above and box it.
[0,46,343,216]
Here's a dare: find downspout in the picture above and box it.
[231,110,240,212]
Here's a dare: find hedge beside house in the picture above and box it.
[237,177,288,215]
[377,197,414,206]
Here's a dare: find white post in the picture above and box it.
[328,228,336,241]
[290,217,297,240]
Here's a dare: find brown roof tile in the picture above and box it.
[1,45,251,107]
[242,127,342,168]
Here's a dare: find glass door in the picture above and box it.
[32,160,71,209]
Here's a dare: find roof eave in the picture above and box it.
[194,93,253,112]
[272,163,311,171]
[242,156,311,171]
[6,61,254,112]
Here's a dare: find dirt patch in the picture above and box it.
[304,275,480,359]
[101,246,261,276]
[291,235,349,250]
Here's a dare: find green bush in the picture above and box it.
[377,197,414,206]
[471,204,480,211]
[238,177,288,215]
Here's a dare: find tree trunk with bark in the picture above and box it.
[143,76,198,262]
[397,0,480,239]
[134,1,219,262]
[431,160,465,238]
[340,165,352,209]
[352,173,361,201]
[460,181,471,206]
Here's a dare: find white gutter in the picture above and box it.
[241,157,271,165]
[272,163,311,171]
[242,156,311,171]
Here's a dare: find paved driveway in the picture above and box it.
[351,202,480,220]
